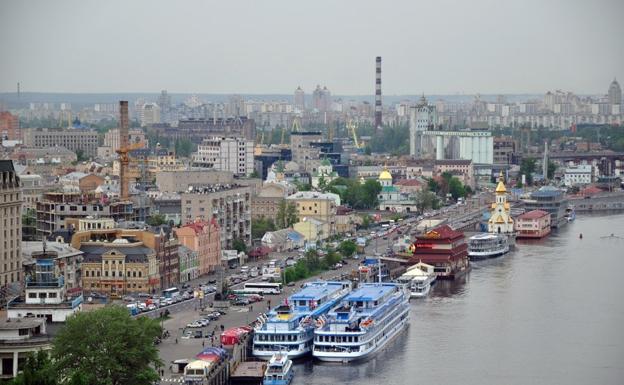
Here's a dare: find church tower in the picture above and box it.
[488,172,514,234]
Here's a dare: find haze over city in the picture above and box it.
[1,0,623,95]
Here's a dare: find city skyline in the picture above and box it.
[1,0,623,95]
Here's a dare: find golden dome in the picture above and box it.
[495,180,507,194]
[379,169,392,180]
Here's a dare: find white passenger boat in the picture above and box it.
[253,281,352,360]
[312,282,410,362]
[468,233,510,260]
[263,352,294,385]
[397,262,436,298]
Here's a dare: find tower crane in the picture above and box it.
[281,115,301,146]
[116,101,145,200]
[347,119,361,149]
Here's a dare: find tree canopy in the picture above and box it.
[252,217,276,239]
[53,306,162,385]
[276,201,298,229]
[337,240,357,258]
[327,178,382,209]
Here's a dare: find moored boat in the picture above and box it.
[263,352,294,385]
[468,233,510,260]
[397,262,436,298]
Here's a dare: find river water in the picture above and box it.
[293,213,624,385]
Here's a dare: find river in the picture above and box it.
[292,213,624,385]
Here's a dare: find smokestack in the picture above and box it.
[375,56,382,130]
[119,101,129,143]
[119,101,129,200]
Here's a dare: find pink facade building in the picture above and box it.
[174,218,221,276]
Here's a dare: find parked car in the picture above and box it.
[287,281,296,287]
[207,279,217,284]
[232,298,250,306]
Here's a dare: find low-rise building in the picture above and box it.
[178,245,199,283]
[180,184,252,249]
[175,219,221,276]
[293,218,330,243]
[251,183,291,222]
[515,210,551,238]
[286,191,339,236]
[564,164,593,186]
[261,228,305,252]
[0,318,51,379]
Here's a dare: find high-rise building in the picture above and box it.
[141,103,160,126]
[294,86,305,110]
[0,161,22,288]
[0,111,20,141]
[608,78,622,105]
[375,56,382,129]
[192,137,254,176]
[312,85,331,112]
[409,96,436,157]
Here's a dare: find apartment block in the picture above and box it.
[0,161,22,287]
[22,128,99,157]
[192,137,254,176]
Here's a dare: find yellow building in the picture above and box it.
[293,218,330,243]
[488,172,514,234]
[286,191,340,236]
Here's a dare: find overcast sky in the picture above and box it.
[1,0,623,95]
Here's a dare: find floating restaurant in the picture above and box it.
[408,225,470,280]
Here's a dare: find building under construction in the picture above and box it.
[147,117,256,144]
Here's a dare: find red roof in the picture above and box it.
[395,179,424,187]
[415,225,464,241]
[578,186,603,196]
[182,218,219,235]
[518,210,550,220]
[336,205,353,215]
[248,246,271,257]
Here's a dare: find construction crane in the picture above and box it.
[281,115,301,146]
[347,119,361,149]
[116,101,144,200]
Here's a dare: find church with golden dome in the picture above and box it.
[488,172,514,234]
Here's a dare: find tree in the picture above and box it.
[232,238,247,253]
[427,178,440,194]
[146,213,167,226]
[337,240,357,258]
[547,160,557,180]
[360,214,372,229]
[415,190,438,213]
[75,149,87,162]
[174,138,194,157]
[520,157,536,186]
[53,306,161,385]
[251,217,276,239]
[276,201,298,229]
[9,350,58,385]
[448,177,466,200]
[250,170,260,178]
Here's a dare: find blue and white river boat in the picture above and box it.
[263,352,294,385]
[253,281,352,360]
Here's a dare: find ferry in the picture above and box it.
[396,262,436,298]
[468,233,510,260]
[263,352,294,385]
[253,281,352,360]
[312,282,410,362]
[565,205,576,222]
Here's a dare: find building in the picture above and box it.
[293,218,329,243]
[493,136,518,165]
[156,170,235,193]
[9,146,77,166]
[35,192,137,239]
[175,219,221,276]
[0,161,22,289]
[335,206,360,235]
[77,234,160,296]
[192,137,254,176]
[375,56,382,129]
[251,183,290,222]
[21,241,83,293]
[286,191,339,236]
[312,85,331,112]
[290,131,322,168]
[8,244,83,322]
[178,245,199,283]
[141,103,160,126]
[22,128,99,157]
[149,117,256,143]
[564,164,593,186]
[311,159,338,188]
[515,210,551,238]
[522,186,568,228]
[153,193,182,225]
[0,318,51,379]
[103,128,146,153]
[294,86,305,110]
[0,111,20,141]
[409,96,437,157]
[608,78,622,106]
[180,184,252,249]
[488,173,514,234]
[261,228,305,252]
[19,173,44,210]
[408,225,469,280]
[377,169,419,213]
[433,160,475,189]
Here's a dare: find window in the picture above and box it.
[28,293,36,298]
[49,292,57,298]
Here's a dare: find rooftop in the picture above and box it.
[0,317,45,330]
[290,281,345,301]
[416,225,464,241]
[518,210,550,220]
[531,186,564,198]
[344,283,396,302]
[80,244,154,263]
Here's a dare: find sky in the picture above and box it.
[1,0,623,95]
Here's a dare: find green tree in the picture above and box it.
[547,160,557,180]
[232,238,247,253]
[337,240,357,258]
[276,201,298,229]
[174,138,194,157]
[146,213,167,226]
[250,170,260,178]
[9,350,58,385]
[448,177,466,200]
[360,214,372,229]
[251,217,276,239]
[520,157,536,185]
[415,190,438,213]
[53,306,161,385]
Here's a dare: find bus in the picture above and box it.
[162,287,180,299]
[242,282,282,295]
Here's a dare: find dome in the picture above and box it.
[495,180,507,194]
[379,169,392,180]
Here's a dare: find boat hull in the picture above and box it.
[468,244,510,260]
[253,347,310,360]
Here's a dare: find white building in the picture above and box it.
[192,137,254,176]
[488,173,514,234]
[141,103,161,126]
[409,96,437,157]
[564,164,593,186]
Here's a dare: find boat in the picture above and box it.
[263,352,294,385]
[312,282,410,362]
[253,281,352,360]
[565,205,576,222]
[468,233,510,260]
[396,262,436,298]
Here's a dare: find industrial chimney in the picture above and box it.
[375,56,382,130]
